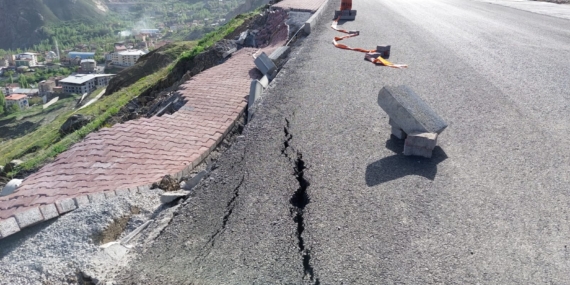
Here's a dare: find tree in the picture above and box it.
[7,103,20,114]
[18,74,29,89]
[5,71,14,83]
[0,89,5,115]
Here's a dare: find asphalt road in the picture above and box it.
[119,0,570,284]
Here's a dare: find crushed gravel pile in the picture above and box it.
[0,190,164,285]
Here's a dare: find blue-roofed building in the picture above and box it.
[67,52,95,60]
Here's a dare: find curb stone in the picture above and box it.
[304,0,334,34]
[0,217,20,238]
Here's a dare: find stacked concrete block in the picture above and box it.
[115,188,130,196]
[14,207,45,228]
[404,132,438,158]
[0,217,20,238]
[254,52,278,79]
[378,85,447,158]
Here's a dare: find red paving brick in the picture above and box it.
[0,48,264,223]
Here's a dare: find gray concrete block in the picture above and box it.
[160,190,191,204]
[74,195,91,207]
[104,191,116,198]
[254,52,277,78]
[376,45,391,59]
[115,189,129,196]
[405,132,438,149]
[14,207,45,228]
[248,80,263,108]
[0,217,20,238]
[55,198,77,214]
[391,126,407,140]
[334,10,357,20]
[222,47,237,58]
[183,170,207,191]
[378,86,448,135]
[258,75,269,89]
[39,204,59,220]
[269,46,290,62]
[87,192,106,203]
[403,145,433,158]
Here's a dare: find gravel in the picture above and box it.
[0,190,165,285]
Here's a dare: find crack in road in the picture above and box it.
[283,119,320,284]
[207,174,245,248]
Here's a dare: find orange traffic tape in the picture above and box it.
[331,3,407,68]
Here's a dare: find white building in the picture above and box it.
[112,50,146,67]
[59,74,114,95]
[15,53,38,67]
[5,94,29,110]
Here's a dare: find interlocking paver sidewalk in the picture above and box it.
[272,0,328,12]
[0,48,261,227]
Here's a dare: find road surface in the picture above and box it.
[119,0,570,283]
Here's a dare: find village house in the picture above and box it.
[5,94,29,110]
[15,53,38,67]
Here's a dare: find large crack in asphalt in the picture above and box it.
[207,174,245,248]
[283,119,320,284]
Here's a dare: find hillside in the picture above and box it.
[0,0,108,49]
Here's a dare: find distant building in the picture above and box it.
[80,59,96,73]
[67,52,95,60]
[4,83,20,95]
[39,80,56,97]
[137,29,159,35]
[59,74,114,95]
[0,59,8,67]
[105,53,113,62]
[15,53,38,67]
[112,50,146,67]
[45,51,58,61]
[12,88,39,97]
[5,94,29,110]
[114,43,127,52]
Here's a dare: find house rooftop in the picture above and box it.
[6,94,28,100]
[117,50,146,56]
[59,74,114,85]
[13,88,39,94]
[81,59,96,63]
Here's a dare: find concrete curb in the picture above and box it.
[304,0,335,34]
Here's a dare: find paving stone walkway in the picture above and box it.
[0,49,262,236]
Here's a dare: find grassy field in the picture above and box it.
[0,9,260,178]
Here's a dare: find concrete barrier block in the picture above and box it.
[39,204,59,220]
[391,126,407,140]
[74,195,91,207]
[115,188,129,196]
[403,145,433,158]
[334,10,357,21]
[378,86,447,135]
[254,52,277,78]
[55,198,77,214]
[14,207,45,228]
[0,217,20,238]
[269,46,290,63]
[405,132,438,149]
[87,192,105,203]
[258,75,269,89]
[104,191,116,199]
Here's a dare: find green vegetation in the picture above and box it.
[0,90,5,115]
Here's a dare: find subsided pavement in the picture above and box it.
[118,0,570,283]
